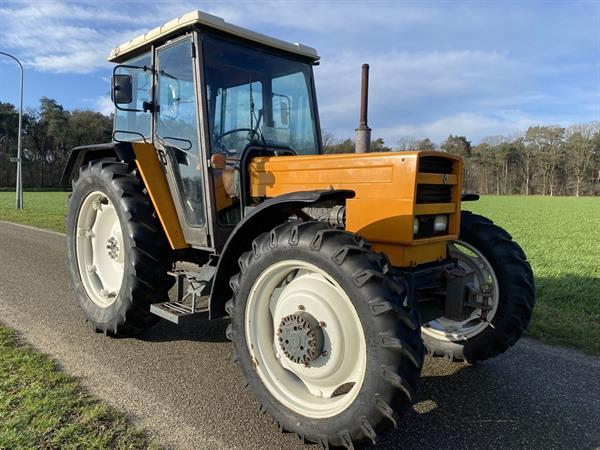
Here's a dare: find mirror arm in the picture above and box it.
[115,103,144,113]
[115,63,154,74]
[112,63,155,112]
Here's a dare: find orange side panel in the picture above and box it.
[249,151,462,267]
[249,152,420,244]
[249,152,418,201]
[131,142,188,250]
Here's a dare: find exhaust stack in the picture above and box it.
[355,63,371,153]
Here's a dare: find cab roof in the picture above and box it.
[108,10,320,62]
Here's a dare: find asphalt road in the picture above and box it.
[0,220,598,449]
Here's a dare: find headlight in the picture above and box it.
[433,215,448,232]
[413,217,420,234]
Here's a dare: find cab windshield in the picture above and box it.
[202,33,320,156]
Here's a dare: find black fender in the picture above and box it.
[209,189,355,319]
[461,193,480,202]
[60,142,136,188]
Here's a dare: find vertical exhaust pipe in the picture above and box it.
[355,63,371,153]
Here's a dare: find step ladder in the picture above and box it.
[150,265,216,324]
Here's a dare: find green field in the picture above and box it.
[467,196,600,354]
[0,192,598,354]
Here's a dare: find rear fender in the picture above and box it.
[62,141,187,250]
[60,142,135,187]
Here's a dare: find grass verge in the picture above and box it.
[0,325,157,449]
[0,191,67,232]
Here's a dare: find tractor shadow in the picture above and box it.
[376,345,599,449]
[137,318,229,343]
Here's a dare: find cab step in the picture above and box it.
[150,266,215,324]
[150,297,209,324]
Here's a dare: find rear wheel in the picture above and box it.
[66,160,174,335]
[421,211,535,363]
[226,221,424,448]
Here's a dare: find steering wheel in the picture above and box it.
[214,128,260,155]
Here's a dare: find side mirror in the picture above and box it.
[111,64,152,112]
[111,74,133,104]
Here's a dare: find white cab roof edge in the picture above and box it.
[108,10,320,62]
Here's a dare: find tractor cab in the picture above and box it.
[110,11,322,246]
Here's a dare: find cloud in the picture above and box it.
[316,49,519,113]
[152,1,436,34]
[374,108,594,146]
[377,112,533,144]
[0,1,436,74]
[95,95,114,116]
[0,0,596,140]
[313,48,530,143]
[0,1,153,73]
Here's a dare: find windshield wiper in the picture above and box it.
[249,77,268,150]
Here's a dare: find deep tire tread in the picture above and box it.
[66,160,174,336]
[228,220,423,448]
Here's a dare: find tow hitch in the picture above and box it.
[443,267,494,322]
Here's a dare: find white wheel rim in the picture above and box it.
[75,191,125,308]
[245,260,367,419]
[421,240,500,341]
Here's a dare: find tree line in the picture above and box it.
[0,98,112,188]
[1,97,598,195]
[324,123,600,196]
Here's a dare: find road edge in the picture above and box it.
[0,220,65,237]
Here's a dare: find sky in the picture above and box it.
[0,0,598,145]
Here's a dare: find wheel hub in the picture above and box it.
[277,312,324,365]
[106,236,120,260]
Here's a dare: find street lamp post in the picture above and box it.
[0,51,24,209]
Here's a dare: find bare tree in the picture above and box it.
[565,123,598,196]
[321,129,336,149]
[396,136,418,151]
[525,125,565,196]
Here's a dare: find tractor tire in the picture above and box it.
[66,160,174,335]
[421,211,535,363]
[226,221,424,448]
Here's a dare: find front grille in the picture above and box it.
[416,184,452,203]
[419,156,453,174]
[414,155,457,238]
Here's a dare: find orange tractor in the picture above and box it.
[62,11,534,448]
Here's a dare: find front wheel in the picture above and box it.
[226,221,424,448]
[422,211,535,363]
